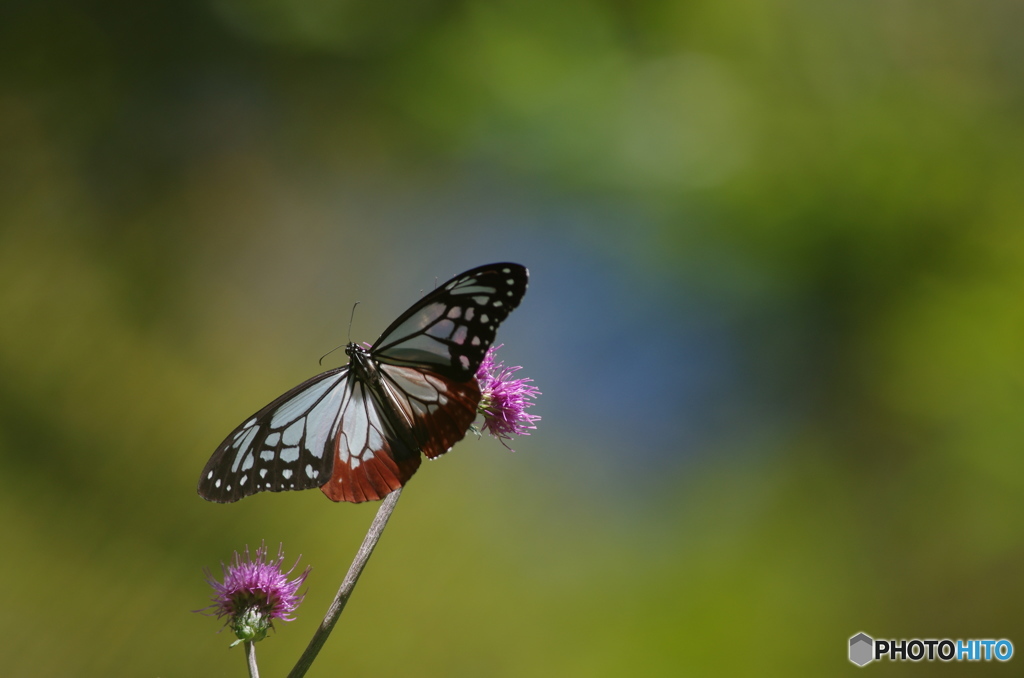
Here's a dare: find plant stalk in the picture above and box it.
[286,488,403,678]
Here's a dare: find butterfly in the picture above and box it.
[198,263,529,504]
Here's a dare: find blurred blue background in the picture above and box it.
[2,0,1023,675]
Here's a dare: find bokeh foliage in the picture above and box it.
[1,0,1023,675]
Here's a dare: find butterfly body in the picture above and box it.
[198,263,528,504]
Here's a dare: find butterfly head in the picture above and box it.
[344,342,371,359]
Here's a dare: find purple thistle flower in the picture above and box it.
[475,345,541,450]
[198,542,310,645]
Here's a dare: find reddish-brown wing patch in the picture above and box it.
[318,367,480,503]
[378,365,481,459]
[318,379,421,503]
[320,441,420,503]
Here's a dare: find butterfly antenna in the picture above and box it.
[348,301,360,343]
[318,344,345,366]
[318,302,360,366]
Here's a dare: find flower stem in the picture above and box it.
[244,640,259,678]
[286,488,404,678]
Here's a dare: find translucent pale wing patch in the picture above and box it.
[319,378,421,503]
[197,368,350,503]
[378,364,481,459]
[371,263,528,380]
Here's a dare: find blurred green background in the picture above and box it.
[2,0,1023,675]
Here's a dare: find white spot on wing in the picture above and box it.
[269,377,339,428]
[426,318,455,339]
[342,385,369,459]
[453,285,497,295]
[282,419,304,446]
[304,379,345,459]
[398,302,446,330]
[367,426,383,454]
[231,427,259,471]
[382,364,441,400]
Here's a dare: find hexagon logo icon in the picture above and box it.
[849,632,874,666]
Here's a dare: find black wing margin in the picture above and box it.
[197,367,349,502]
[371,263,528,380]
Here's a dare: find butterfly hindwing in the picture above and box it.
[319,377,421,503]
[372,263,529,380]
[198,368,349,502]
[318,361,481,501]
[377,364,481,459]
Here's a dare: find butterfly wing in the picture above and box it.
[200,263,530,504]
[198,367,350,503]
[198,363,425,504]
[320,263,529,500]
[371,263,529,380]
[377,363,481,459]
[318,361,482,502]
[369,262,528,458]
[318,374,423,503]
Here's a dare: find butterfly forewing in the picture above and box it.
[199,262,528,504]
[198,368,349,502]
[372,263,529,380]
